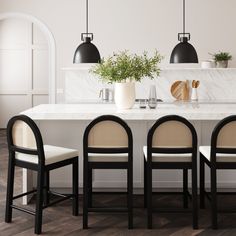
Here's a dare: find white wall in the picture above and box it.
[1,0,236,102]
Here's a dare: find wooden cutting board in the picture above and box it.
[171,80,190,100]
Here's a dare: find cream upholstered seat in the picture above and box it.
[16,145,79,165]
[143,146,191,162]
[199,146,236,162]
[88,153,128,162]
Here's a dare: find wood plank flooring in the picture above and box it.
[1,129,236,235]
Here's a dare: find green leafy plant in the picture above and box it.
[90,50,163,83]
[210,51,232,62]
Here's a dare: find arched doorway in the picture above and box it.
[0,12,56,127]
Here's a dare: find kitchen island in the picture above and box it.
[21,101,236,203]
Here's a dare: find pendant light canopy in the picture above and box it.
[73,0,101,63]
[170,0,198,63]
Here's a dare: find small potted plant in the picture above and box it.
[210,51,232,68]
[91,50,163,109]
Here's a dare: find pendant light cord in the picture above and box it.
[183,0,185,34]
[86,0,89,34]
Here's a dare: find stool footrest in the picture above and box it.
[150,191,192,200]
[203,191,236,203]
[12,189,37,200]
[11,204,35,215]
[88,207,128,213]
[218,208,236,213]
[49,190,74,199]
[152,207,192,213]
[43,194,73,209]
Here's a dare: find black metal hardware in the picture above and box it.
[81,32,94,42]
[178,33,191,41]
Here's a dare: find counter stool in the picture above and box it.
[143,115,198,229]
[5,115,79,234]
[83,115,133,229]
[200,115,236,229]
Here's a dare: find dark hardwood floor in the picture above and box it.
[1,129,236,235]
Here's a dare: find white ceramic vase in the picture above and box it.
[114,82,135,109]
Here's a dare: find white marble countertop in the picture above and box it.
[21,101,236,121]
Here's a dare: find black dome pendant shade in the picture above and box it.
[170,34,198,63]
[73,34,101,63]
[73,0,101,63]
[170,0,198,63]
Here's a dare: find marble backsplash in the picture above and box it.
[62,67,236,103]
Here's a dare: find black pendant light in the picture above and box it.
[73,0,101,63]
[170,0,198,63]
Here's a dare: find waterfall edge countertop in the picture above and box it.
[21,101,236,121]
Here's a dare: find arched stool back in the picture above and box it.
[7,115,45,165]
[84,116,132,155]
[148,115,196,154]
[211,116,236,162]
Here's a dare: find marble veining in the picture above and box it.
[62,67,236,103]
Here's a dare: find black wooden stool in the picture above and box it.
[143,115,198,229]
[83,115,133,229]
[5,115,79,234]
[200,115,236,229]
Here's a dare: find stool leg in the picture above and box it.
[128,163,133,229]
[183,169,188,208]
[144,157,147,208]
[35,169,44,235]
[72,158,79,216]
[211,166,218,229]
[147,162,152,229]
[192,159,198,229]
[88,167,92,208]
[5,156,15,223]
[200,154,205,209]
[44,171,50,206]
[83,161,88,229]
